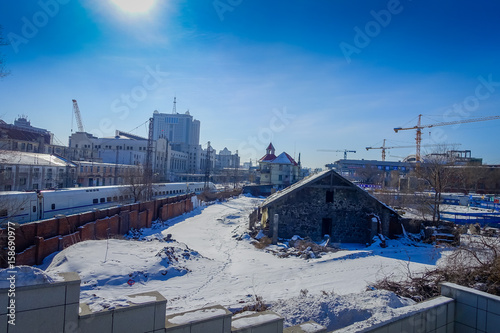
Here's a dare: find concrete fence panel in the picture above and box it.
[95,218,110,239]
[59,231,81,251]
[138,211,147,230]
[79,211,96,226]
[15,245,37,266]
[441,282,500,333]
[14,223,37,252]
[79,222,96,242]
[129,211,139,230]
[35,236,60,265]
[108,215,120,236]
[119,211,130,234]
[165,305,232,333]
[35,218,59,239]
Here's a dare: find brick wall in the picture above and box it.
[5,194,196,267]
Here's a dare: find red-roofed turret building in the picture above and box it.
[258,143,301,186]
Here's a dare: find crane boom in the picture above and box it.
[394,114,500,161]
[366,141,460,161]
[394,114,500,132]
[317,149,356,160]
[72,99,85,132]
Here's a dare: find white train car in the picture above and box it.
[0,182,213,224]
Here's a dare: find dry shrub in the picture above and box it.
[372,234,500,302]
[253,236,272,249]
[234,295,268,314]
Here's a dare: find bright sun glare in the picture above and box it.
[110,0,156,13]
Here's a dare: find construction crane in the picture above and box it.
[317,149,356,160]
[394,114,500,162]
[365,139,461,161]
[71,99,85,132]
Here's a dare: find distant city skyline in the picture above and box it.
[1,1,500,168]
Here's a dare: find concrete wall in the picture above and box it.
[1,273,321,333]
[441,282,500,333]
[331,296,455,333]
[0,272,81,333]
[5,273,500,333]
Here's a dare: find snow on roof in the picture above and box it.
[262,170,331,207]
[0,150,76,167]
[262,169,398,215]
[269,152,298,165]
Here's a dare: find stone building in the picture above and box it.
[0,150,77,191]
[257,169,401,244]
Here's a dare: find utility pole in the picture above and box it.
[143,117,154,200]
[204,141,211,190]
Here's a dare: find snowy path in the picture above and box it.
[42,196,442,317]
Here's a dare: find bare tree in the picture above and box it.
[120,166,149,203]
[416,146,460,223]
[355,166,384,185]
[0,25,10,78]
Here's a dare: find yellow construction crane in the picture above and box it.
[394,114,500,162]
[317,149,356,160]
[365,139,460,161]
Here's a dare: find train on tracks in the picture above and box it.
[0,182,214,224]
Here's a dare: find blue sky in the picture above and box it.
[1,0,500,169]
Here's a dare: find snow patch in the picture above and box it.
[231,313,282,329]
[0,266,61,288]
[168,308,228,325]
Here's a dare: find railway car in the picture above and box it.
[0,182,214,224]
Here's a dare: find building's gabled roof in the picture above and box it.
[266,143,275,151]
[261,170,330,207]
[261,169,398,214]
[270,152,298,166]
[259,153,277,162]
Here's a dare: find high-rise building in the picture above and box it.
[152,110,200,146]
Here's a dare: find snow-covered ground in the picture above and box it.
[37,195,446,331]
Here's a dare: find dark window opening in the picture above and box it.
[100,198,105,203]
[107,197,112,202]
[0,209,7,217]
[322,218,332,237]
[32,206,36,213]
[326,191,334,203]
[93,199,98,204]
[51,204,55,210]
